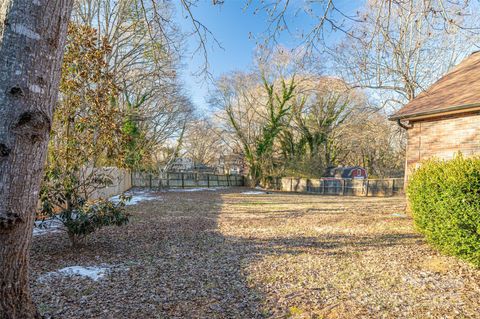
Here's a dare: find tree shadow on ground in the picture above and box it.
[30,189,266,318]
[30,188,415,318]
[241,232,422,256]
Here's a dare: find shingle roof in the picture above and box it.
[390,51,480,120]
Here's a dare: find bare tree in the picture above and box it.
[179,0,224,77]
[339,110,406,177]
[183,118,225,166]
[282,77,359,175]
[0,1,73,318]
[332,0,480,111]
[246,0,478,53]
[213,67,298,184]
[72,0,194,170]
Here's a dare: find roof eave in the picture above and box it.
[388,103,480,122]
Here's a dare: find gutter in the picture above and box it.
[388,102,480,121]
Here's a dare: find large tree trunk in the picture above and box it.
[0,1,73,318]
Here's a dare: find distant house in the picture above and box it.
[390,51,480,181]
[324,166,367,179]
[168,158,194,172]
[217,154,245,175]
[193,163,216,174]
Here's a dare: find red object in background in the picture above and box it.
[350,167,367,179]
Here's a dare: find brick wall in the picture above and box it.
[406,111,480,180]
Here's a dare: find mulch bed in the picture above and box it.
[30,188,480,318]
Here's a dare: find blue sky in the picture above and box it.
[175,0,364,113]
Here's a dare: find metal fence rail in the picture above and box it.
[132,172,244,189]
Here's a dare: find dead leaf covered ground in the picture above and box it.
[30,188,480,318]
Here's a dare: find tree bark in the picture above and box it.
[0,1,73,318]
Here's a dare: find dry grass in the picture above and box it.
[30,188,480,318]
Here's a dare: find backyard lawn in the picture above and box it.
[31,188,480,318]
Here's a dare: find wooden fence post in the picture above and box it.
[342,179,346,196]
[207,174,210,188]
[391,179,395,196]
[365,179,369,197]
[149,174,152,189]
[181,173,184,188]
[227,174,230,187]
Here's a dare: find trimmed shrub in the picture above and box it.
[407,154,480,267]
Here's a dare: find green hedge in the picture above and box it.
[407,155,480,267]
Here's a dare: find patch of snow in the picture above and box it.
[110,189,161,206]
[33,218,64,237]
[391,213,408,218]
[39,266,110,282]
[167,187,226,192]
[242,191,267,195]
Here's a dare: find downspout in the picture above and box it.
[394,118,413,197]
[396,119,412,130]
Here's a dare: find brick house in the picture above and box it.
[390,51,480,181]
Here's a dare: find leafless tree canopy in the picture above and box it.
[210,50,405,180]
[72,0,194,169]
